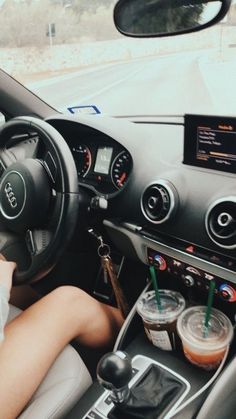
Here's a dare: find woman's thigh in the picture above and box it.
[0,286,124,419]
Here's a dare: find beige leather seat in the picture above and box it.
[8,305,92,419]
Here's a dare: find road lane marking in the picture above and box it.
[67,65,146,108]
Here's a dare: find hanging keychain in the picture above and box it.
[98,242,129,318]
[88,228,129,318]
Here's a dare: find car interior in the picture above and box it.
[1,0,236,418]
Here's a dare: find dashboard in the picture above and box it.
[46,114,236,310]
[3,111,236,318]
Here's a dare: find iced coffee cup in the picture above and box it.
[177,306,233,370]
[137,290,186,351]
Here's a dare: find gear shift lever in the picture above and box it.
[97,352,186,419]
[96,351,133,404]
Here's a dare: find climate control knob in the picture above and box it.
[154,255,167,271]
[219,284,236,302]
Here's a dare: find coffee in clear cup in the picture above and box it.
[177,306,233,370]
[137,290,186,351]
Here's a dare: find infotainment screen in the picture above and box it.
[183,114,236,174]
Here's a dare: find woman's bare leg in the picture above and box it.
[0,286,124,419]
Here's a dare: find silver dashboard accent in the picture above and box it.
[0,171,26,220]
[217,212,232,227]
[114,281,150,352]
[205,196,236,249]
[141,179,178,224]
[103,220,236,284]
[4,182,17,208]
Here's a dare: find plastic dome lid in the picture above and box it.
[137,289,186,323]
[177,306,233,351]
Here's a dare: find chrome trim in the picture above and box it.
[103,220,236,284]
[0,171,26,220]
[82,354,190,419]
[143,234,236,282]
[205,196,236,249]
[4,182,17,208]
[140,179,178,224]
[217,212,232,227]
[110,150,132,190]
[113,281,150,352]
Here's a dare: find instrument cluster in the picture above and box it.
[70,138,132,195]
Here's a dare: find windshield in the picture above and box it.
[1,0,236,118]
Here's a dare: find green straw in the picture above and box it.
[149,265,162,312]
[204,280,216,338]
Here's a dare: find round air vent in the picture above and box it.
[205,197,236,249]
[141,180,177,224]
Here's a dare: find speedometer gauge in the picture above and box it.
[111,150,132,190]
[72,144,91,177]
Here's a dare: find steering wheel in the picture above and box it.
[0,116,79,284]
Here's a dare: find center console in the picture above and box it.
[66,273,234,419]
[94,352,190,419]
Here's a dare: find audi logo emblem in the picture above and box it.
[4,182,17,208]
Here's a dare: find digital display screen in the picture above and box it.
[94,147,113,174]
[184,114,236,174]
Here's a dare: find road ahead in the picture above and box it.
[28,50,232,116]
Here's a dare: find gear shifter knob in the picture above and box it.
[96,351,132,404]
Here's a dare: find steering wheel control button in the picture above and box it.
[141,180,178,224]
[0,160,5,177]
[0,159,51,233]
[44,151,57,183]
[25,229,36,255]
[219,284,236,302]
[0,171,26,219]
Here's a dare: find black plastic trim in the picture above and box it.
[114,0,232,38]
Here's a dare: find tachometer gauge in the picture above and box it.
[72,144,91,177]
[111,150,132,190]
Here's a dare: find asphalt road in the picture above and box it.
[29,51,219,116]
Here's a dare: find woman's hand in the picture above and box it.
[0,254,16,294]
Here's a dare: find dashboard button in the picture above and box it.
[183,275,195,287]
[186,245,195,253]
[186,266,201,276]
[172,259,182,267]
[204,273,214,280]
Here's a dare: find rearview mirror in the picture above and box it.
[114,0,232,38]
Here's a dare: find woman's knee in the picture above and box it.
[44,286,123,347]
[49,286,100,321]
[50,285,88,303]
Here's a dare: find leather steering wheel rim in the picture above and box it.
[0,116,79,284]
